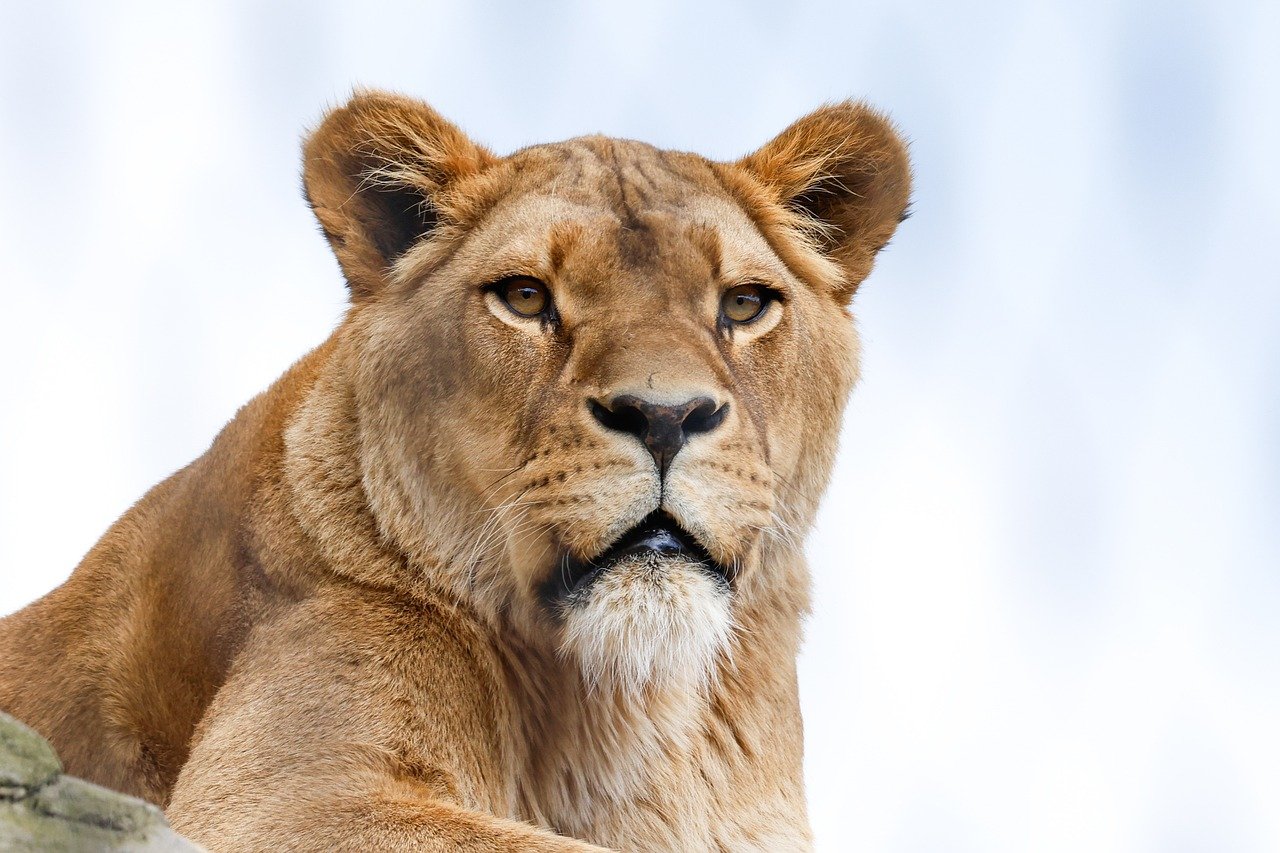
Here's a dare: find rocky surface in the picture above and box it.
[0,711,200,851]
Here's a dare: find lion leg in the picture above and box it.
[166,584,607,851]
[172,773,608,852]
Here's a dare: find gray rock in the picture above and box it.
[0,710,60,791]
[0,711,201,851]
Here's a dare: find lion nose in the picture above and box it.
[589,394,728,476]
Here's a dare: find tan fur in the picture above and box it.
[0,90,910,851]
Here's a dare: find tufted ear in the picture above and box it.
[738,102,912,301]
[302,90,497,300]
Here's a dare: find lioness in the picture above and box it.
[0,91,909,851]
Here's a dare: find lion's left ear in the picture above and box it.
[737,102,912,301]
[302,90,497,301]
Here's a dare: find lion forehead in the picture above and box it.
[444,154,791,295]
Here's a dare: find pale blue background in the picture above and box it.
[1,1,1277,850]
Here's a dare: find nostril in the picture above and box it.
[682,399,728,435]
[590,394,728,475]
[590,398,648,439]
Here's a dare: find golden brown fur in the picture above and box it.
[0,91,910,851]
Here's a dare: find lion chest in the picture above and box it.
[505,693,762,851]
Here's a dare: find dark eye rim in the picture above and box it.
[720,282,783,327]
[485,275,558,323]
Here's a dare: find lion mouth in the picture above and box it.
[546,511,731,602]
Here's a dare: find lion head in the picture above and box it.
[296,91,910,695]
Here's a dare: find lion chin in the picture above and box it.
[559,553,733,696]
[551,511,735,695]
[558,550,732,696]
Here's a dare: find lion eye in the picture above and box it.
[496,276,551,318]
[721,284,770,324]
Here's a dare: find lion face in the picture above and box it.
[302,93,910,693]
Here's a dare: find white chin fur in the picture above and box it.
[559,554,733,696]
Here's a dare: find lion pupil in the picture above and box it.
[724,288,762,322]
[505,281,546,316]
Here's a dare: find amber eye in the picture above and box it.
[496,276,551,318]
[721,284,771,324]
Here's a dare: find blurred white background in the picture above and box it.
[2,1,1277,850]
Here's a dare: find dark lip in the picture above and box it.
[543,511,731,602]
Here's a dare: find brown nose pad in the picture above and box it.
[589,394,728,476]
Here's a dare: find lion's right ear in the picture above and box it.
[302,91,496,300]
